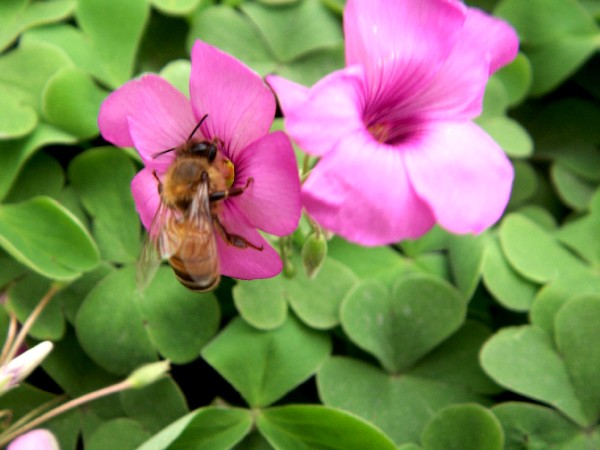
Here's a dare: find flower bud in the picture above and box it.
[7,429,59,450]
[126,360,170,389]
[0,341,53,395]
[301,232,327,279]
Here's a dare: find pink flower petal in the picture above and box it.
[344,0,466,103]
[231,131,301,236]
[8,429,59,450]
[411,6,519,121]
[189,41,276,160]
[269,66,366,157]
[98,74,196,165]
[403,121,513,234]
[216,201,283,279]
[131,168,160,231]
[302,130,435,246]
[465,8,519,75]
[265,75,310,113]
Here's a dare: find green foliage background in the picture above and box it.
[0,0,600,448]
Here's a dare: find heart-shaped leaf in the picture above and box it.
[492,402,590,450]
[341,275,466,373]
[447,233,488,300]
[233,256,357,330]
[42,67,107,139]
[87,418,150,450]
[202,315,331,407]
[317,356,489,446]
[7,273,65,340]
[0,123,75,201]
[75,0,150,88]
[0,0,76,52]
[555,295,600,423]
[480,325,590,426]
[256,405,397,450]
[421,404,503,450]
[76,265,220,375]
[136,407,253,450]
[120,378,188,434]
[4,152,64,204]
[0,196,99,280]
[499,213,588,283]
[68,147,140,264]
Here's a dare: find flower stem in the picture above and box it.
[0,380,130,447]
[0,314,18,366]
[3,284,61,364]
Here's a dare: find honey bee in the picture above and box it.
[138,115,262,292]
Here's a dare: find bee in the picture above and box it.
[138,115,262,292]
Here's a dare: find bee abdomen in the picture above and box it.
[169,255,220,292]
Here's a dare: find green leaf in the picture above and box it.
[202,315,331,407]
[0,0,76,52]
[277,44,345,85]
[136,407,253,450]
[492,402,587,450]
[317,357,489,446]
[137,267,220,363]
[0,123,76,201]
[482,236,539,311]
[555,295,600,423]
[408,321,500,395]
[447,233,488,300]
[421,404,503,450]
[530,271,600,335]
[120,378,188,434]
[492,53,532,107]
[42,67,107,139]
[0,249,27,288]
[508,160,538,208]
[7,273,65,340]
[551,162,596,210]
[0,196,99,280]
[75,0,150,87]
[479,116,533,158]
[233,256,357,330]
[557,209,600,267]
[328,236,413,285]
[496,0,600,95]
[4,151,64,203]
[240,0,342,62]
[188,6,275,75]
[68,147,140,264]
[0,83,37,139]
[150,0,202,15]
[87,418,151,450]
[0,41,73,113]
[256,405,397,450]
[159,60,191,96]
[76,265,220,375]
[499,213,588,283]
[480,325,590,426]
[340,275,466,373]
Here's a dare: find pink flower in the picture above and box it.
[268,0,518,245]
[7,429,60,450]
[98,41,301,279]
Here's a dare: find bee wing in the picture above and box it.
[137,200,182,291]
[177,176,220,284]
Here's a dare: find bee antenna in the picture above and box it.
[187,114,209,142]
[151,147,175,159]
[151,115,210,159]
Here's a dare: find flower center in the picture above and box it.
[221,157,235,188]
[367,122,392,144]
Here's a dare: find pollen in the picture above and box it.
[221,158,235,188]
[368,122,392,144]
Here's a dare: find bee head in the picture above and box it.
[190,141,217,162]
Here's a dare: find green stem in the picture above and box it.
[0,380,130,447]
[3,284,61,363]
[0,314,18,366]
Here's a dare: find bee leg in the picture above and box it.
[213,216,263,251]
[209,177,254,202]
[152,170,163,194]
